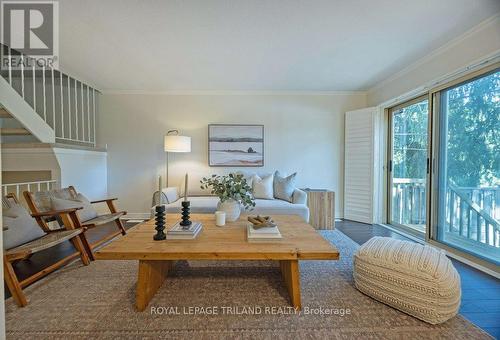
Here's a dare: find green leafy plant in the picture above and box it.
[200,173,255,210]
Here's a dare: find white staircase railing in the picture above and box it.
[2,180,57,198]
[1,43,98,147]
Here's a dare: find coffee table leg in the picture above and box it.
[279,260,302,310]
[136,260,173,311]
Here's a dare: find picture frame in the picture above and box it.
[208,124,264,167]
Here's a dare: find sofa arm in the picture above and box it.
[152,187,179,207]
[292,188,307,205]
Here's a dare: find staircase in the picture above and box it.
[0,43,99,147]
[0,44,109,209]
[0,78,55,143]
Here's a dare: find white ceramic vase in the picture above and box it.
[217,198,241,222]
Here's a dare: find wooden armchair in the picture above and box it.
[3,193,91,307]
[23,186,127,255]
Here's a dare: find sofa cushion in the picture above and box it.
[252,199,309,221]
[273,171,297,202]
[3,204,46,250]
[252,174,274,199]
[159,196,309,222]
[164,196,220,214]
[353,237,461,324]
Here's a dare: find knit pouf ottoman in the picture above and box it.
[353,237,461,324]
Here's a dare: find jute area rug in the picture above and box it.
[5,230,492,339]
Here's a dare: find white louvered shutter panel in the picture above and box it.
[344,107,377,224]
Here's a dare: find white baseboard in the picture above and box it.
[445,250,500,279]
[379,223,425,243]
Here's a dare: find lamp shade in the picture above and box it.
[164,135,191,152]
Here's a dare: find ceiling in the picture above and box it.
[58,0,500,92]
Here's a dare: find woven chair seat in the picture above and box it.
[5,229,83,255]
[82,212,125,227]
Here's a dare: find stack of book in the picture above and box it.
[166,221,203,240]
[247,223,282,242]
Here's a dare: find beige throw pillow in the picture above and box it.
[51,193,98,223]
[273,171,297,202]
[3,204,46,249]
[252,174,274,199]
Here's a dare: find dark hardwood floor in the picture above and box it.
[4,219,499,338]
[337,219,500,339]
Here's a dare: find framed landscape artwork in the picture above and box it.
[208,124,264,167]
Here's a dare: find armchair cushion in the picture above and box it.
[3,203,46,250]
[75,193,99,221]
[30,187,75,213]
[3,203,23,218]
[51,193,98,223]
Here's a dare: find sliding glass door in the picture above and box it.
[385,64,499,267]
[388,96,428,236]
[432,67,500,265]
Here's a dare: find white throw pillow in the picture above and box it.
[51,193,98,223]
[234,171,255,188]
[3,204,46,249]
[161,187,179,203]
[252,174,274,199]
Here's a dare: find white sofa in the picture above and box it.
[152,187,309,222]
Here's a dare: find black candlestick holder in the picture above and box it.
[180,200,192,229]
[153,205,166,240]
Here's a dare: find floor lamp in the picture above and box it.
[164,130,191,187]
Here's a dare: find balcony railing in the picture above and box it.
[392,178,426,228]
[392,178,500,256]
[1,43,98,147]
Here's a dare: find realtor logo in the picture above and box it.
[1,0,59,68]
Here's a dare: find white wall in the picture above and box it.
[1,147,107,204]
[52,147,107,200]
[1,147,61,184]
[367,15,500,106]
[98,93,367,218]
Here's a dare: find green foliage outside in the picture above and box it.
[393,70,500,188]
[392,100,428,179]
[445,71,499,187]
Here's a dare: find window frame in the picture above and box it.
[427,62,500,273]
[386,95,429,239]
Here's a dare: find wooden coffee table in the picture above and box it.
[95,214,339,311]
